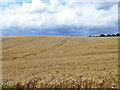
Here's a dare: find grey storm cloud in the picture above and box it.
[95,2,117,10]
[2,25,118,36]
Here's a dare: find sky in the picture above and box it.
[0,0,119,36]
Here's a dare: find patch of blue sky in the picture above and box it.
[41,0,50,3]
[0,0,32,7]
[14,0,32,3]
[0,2,22,7]
[60,1,66,5]
[41,0,66,5]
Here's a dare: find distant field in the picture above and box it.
[2,36,118,88]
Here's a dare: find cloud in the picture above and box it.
[0,0,118,36]
[95,2,117,10]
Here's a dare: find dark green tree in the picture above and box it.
[99,34,106,37]
[116,33,120,36]
[106,34,112,37]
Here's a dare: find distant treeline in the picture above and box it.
[89,33,120,37]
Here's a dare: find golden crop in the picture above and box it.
[2,36,118,88]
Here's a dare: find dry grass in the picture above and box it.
[2,36,118,88]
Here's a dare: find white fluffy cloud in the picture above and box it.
[0,0,118,36]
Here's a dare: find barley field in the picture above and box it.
[2,36,118,88]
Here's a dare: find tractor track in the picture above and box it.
[54,38,70,47]
[21,37,71,58]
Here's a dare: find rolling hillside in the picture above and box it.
[2,36,118,88]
